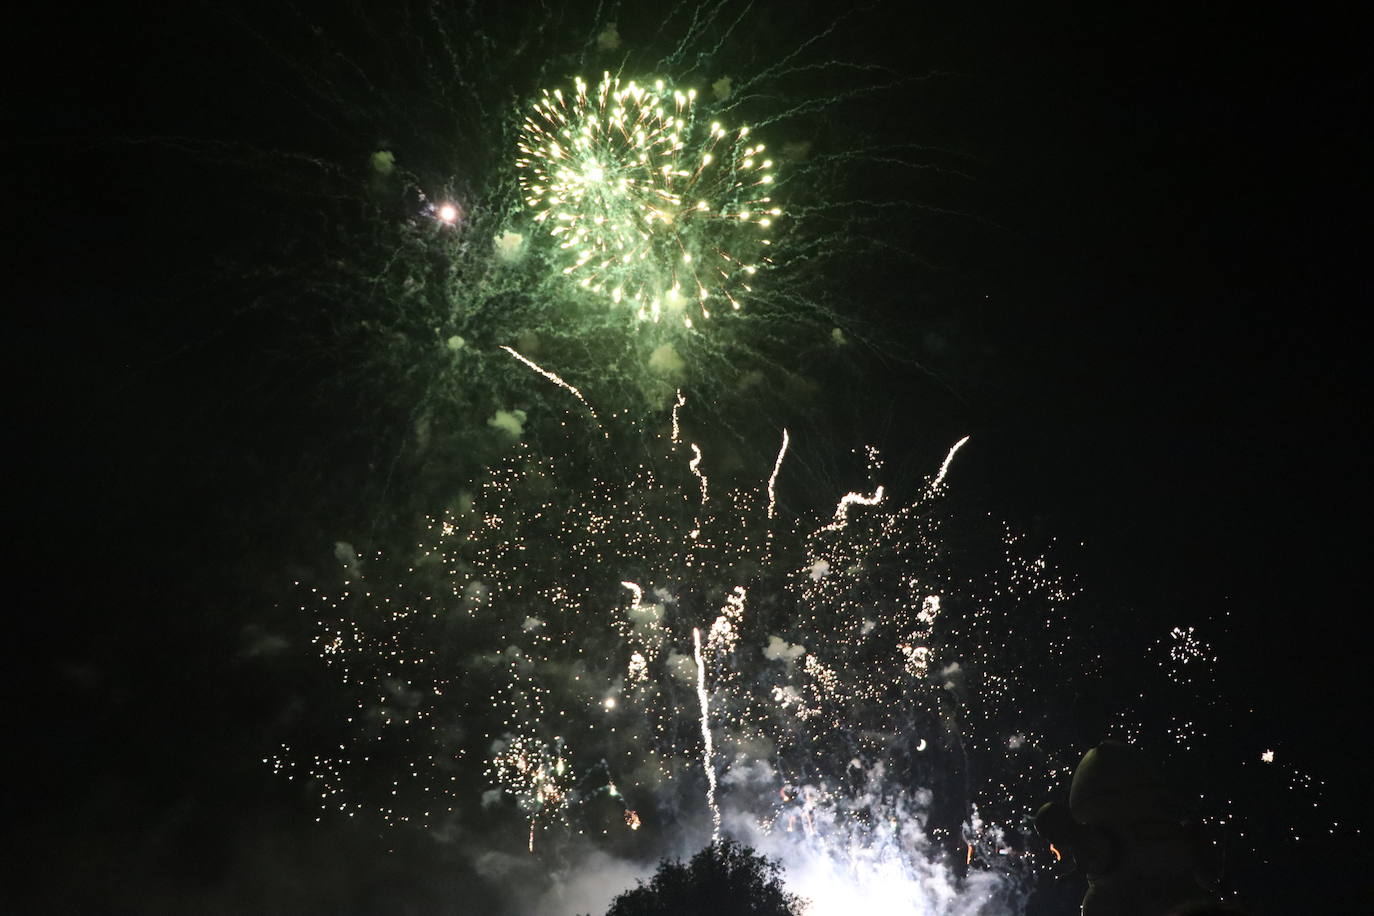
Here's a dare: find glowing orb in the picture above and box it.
[516,73,780,326]
[437,203,459,224]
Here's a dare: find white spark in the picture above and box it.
[689,443,708,504]
[693,626,720,839]
[930,435,970,491]
[767,428,790,519]
[823,486,884,532]
[500,345,602,430]
[671,390,686,443]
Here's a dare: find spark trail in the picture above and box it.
[500,344,603,430]
[694,625,721,839]
[767,428,790,520]
[242,4,1340,913]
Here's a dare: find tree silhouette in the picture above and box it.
[602,839,805,916]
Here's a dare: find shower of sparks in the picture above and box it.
[516,72,778,326]
[767,428,790,520]
[281,414,1123,903]
[209,0,1340,907]
[277,394,1354,912]
[694,626,721,840]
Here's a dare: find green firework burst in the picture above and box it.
[517,72,780,328]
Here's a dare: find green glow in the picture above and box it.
[516,73,780,328]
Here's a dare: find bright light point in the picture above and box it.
[603,697,616,710]
[437,204,458,223]
[1262,749,1276,763]
[916,738,928,751]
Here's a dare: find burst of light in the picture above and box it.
[516,72,778,326]
[437,203,459,224]
[1262,749,1275,764]
[283,415,1168,907]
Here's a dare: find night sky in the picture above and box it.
[8,2,1369,914]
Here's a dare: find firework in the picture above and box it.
[517,73,779,327]
[281,398,1098,885]
[237,4,1341,912]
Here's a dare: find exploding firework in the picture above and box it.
[276,400,1111,914]
[195,0,982,490]
[229,4,1345,913]
[517,73,778,326]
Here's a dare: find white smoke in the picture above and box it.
[763,635,806,665]
[647,343,685,377]
[487,408,527,438]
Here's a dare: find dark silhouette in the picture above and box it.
[1035,741,1245,916]
[601,839,805,916]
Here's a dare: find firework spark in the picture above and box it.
[694,626,722,840]
[517,72,779,326]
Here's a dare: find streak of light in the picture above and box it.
[931,435,970,490]
[689,443,708,504]
[823,485,884,532]
[500,345,602,430]
[767,428,790,519]
[693,626,720,840]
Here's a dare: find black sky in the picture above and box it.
[7,2,1370,913]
